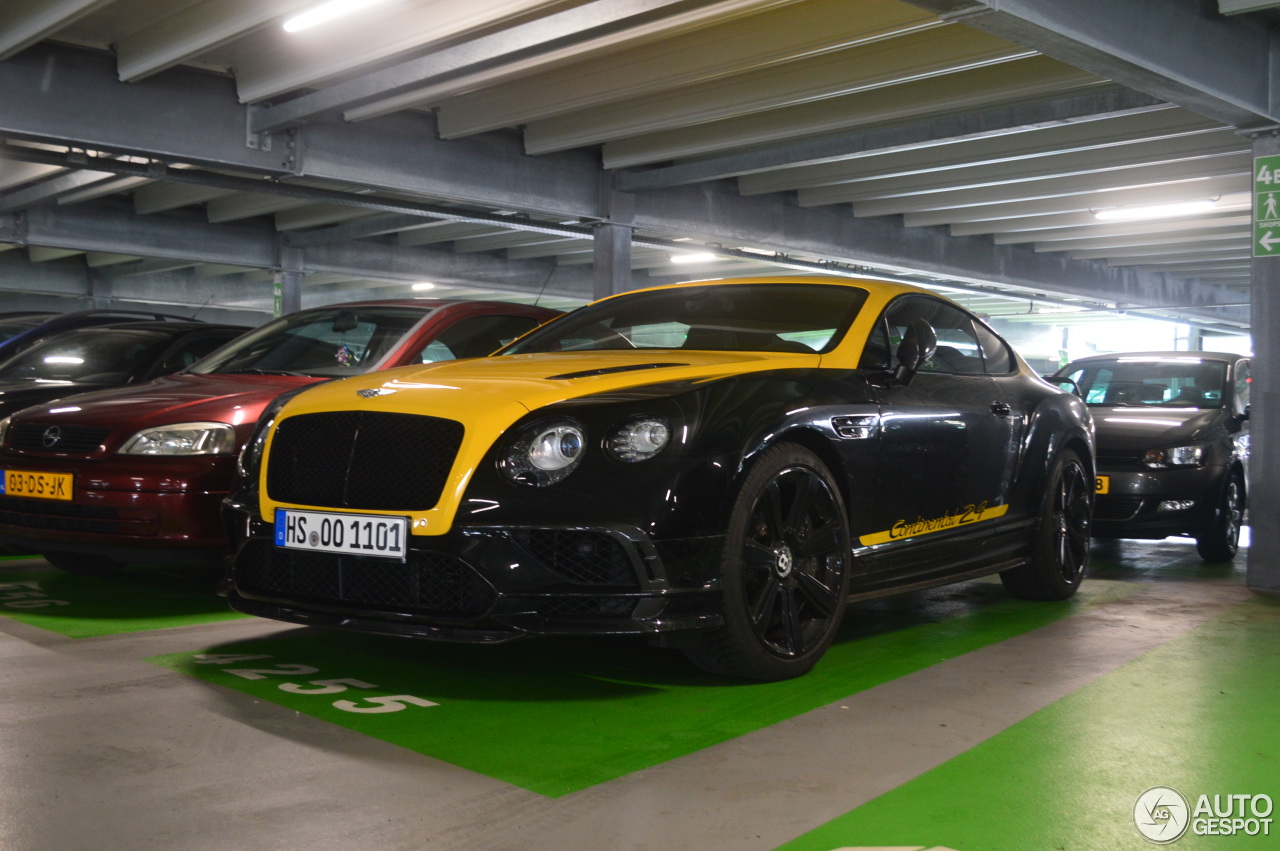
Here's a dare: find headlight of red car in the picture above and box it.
[119,422,236,456]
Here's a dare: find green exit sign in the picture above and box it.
[1254,155,1280,256]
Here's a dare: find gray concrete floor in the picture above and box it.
[0,533,1263,851]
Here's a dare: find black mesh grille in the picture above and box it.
[507,529,639,586]
[0,496,119,534]
[537,596,639,618]
[235,538,495,616]
[9,424,111,454]
[1094,496,1144,521]
[267,411,464,510]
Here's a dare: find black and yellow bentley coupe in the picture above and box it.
[224,277,1094,680]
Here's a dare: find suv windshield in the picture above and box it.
[1060,357,1228,409]
[504,284,868,355]
[0,328,173,384]
[190,307,429,378]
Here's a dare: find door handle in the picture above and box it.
[990,401,1012,417]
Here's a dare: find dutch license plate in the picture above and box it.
[275,509,408,560]
[1096,475,1110,495]
[2,469,74,501]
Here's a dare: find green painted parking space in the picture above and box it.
[150,580,1139,798]
[0,563,247,638]
[776,596,1280,851]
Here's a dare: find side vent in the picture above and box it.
[831,415,879,440]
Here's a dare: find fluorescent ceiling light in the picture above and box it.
[671,252,718,264]
[1094,200,1217,222]
[283,0,391,32]
[412,282,435,291]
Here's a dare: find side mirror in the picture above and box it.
[894,318,937,385]
[1044,375,1083,397]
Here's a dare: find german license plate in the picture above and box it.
[1095,475,1110,495]
[275,509,408,560]
[2,469,74,501]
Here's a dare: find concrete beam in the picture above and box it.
[629,180,1250,325]
[903,0,1279,130]
[618,89,1170,190]
[0,43,287,173]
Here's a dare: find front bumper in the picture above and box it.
[0,454,234,563]
[222,498,726,641]
[1092,465,1227,539]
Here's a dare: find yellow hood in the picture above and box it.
[262,348,819,532]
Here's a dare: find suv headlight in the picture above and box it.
[120,423,236,456]
[499,418,586,487]
[1143,444,1204,468]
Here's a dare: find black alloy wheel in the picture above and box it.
[682,443,851,681]
[1196,472,1244,562]
[1001,448,1092,600]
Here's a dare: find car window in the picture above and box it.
[417,314,545,362]
[158,331,246,373]
[190,307,429,377]
[972,319,1015,374]
[1063,357,1228,408]
[504,284,868,355]
[877,296,985,375]
[1234,359,1251,412]
[0,328,173,383]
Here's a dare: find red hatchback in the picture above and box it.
[0,299,560,574]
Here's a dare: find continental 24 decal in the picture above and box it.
[859,501,1009,546]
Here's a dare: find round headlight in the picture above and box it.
[500,419,586,487]
[607,416,671,462]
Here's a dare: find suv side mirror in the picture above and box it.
[894,318,937,385]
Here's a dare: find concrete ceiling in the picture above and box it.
[0,0,1273,331]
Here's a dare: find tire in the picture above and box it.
[1001,448,1092,601]
[1196,471,1244,562]
[681,443,851,681]
[42,550,127,577]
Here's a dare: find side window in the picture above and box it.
[1234,360,1251,412]
[415,315,543,362]
[882,296,984,375]
[972,319,1015,374]
[857,317,892,370]
[159,332,243,374]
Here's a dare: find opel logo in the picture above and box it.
[41,426,61,448]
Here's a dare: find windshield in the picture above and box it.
[1060,357,1228,409]
[189,306,429,377]
[504,284,868,355]
[0,328,173,384]
[0,315,52,341]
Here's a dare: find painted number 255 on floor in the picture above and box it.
[192,654,436,713]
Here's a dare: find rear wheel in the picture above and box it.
[681,444,851,681]
[42,550,127,577]
[1196,472,1244,562]
[1001,448,1092,600]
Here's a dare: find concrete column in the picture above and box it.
[1248,132,1280,593]
[276,244,303,317]
[88,270,111,309]
[592,222,632,301]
